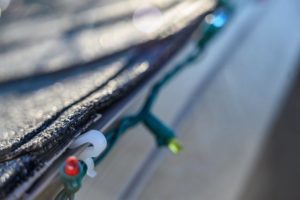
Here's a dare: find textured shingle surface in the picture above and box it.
[0,0,215,198]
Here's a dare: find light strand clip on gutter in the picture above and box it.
[69,130,107,177]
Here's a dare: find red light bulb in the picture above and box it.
[64,156,79,176]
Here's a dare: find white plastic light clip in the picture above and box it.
[69,130,107,177]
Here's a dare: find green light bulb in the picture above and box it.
[167,138,183,154]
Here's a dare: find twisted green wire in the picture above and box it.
[95,2,232,165]
[57,1,233,199]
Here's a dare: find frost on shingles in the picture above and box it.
[0,155,42,199]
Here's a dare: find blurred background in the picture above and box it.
[1,0,300,200]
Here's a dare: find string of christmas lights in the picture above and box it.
[55,1,233,199]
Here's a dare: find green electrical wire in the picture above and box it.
[94,2,233,164]
[56,1,233,199]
